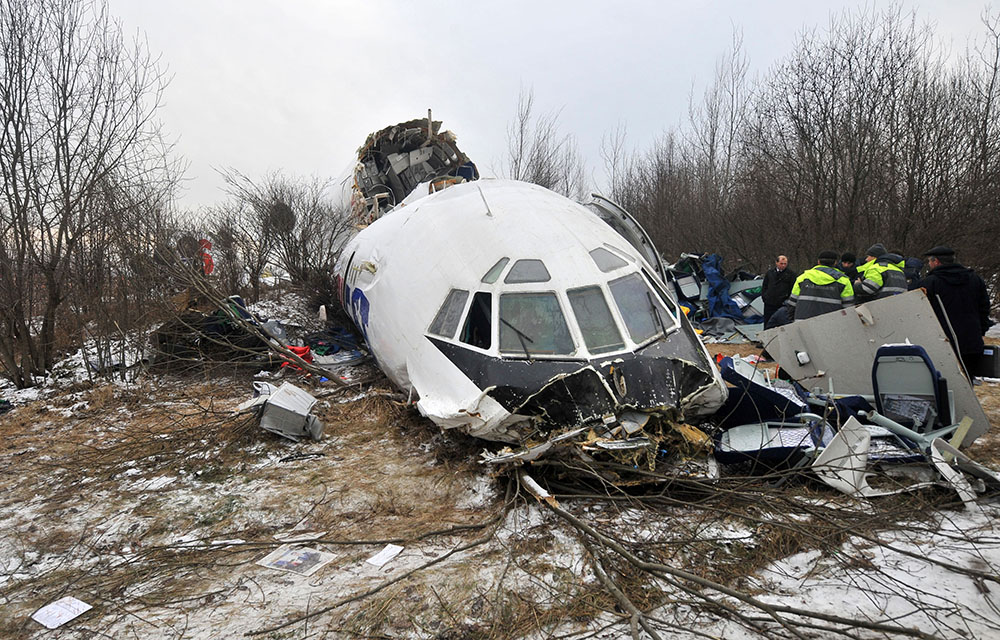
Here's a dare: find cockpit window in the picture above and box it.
[589,247,628,273]
[504,259,551,283]
[481,257,509,284]
[608,273,674,344]
[568,286,625,354]
[428,289,469,338]
[460,292,492,349]
[499,292,574,356]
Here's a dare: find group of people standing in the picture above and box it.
[760,244,993,373]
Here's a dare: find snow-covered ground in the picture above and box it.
[3,297,1000,639]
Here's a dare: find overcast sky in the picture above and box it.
[107,0,994,210]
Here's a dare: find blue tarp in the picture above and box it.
[702,254,761,322]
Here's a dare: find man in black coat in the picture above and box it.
[839,252,859,282]
[761,255,798,327]
[915,246,993,376]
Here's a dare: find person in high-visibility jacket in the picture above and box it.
[855,243,907,302]
[787,251,855,321]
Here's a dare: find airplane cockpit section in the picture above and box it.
[334,118,727,474]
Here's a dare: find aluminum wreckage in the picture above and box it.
[335,116,727,468]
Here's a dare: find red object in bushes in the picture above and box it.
[281,345,313,371]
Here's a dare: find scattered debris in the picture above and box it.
[352,113,478,221]
[760,290,990,446]
[255,382,324,442]
[152,296,275,364]
[715,414,834,467]
[665,252,765,335]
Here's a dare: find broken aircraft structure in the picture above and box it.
[332,116,995,499]
[335,117,727,469]
[714,291,998,503]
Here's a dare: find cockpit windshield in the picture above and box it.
[433,259,677,358]
[567,286,625,354]
[499,292,574,356]
[608,273,676,345]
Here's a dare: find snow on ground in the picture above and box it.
[4,375,1000,639]
[707,504,1000,639]
[3,296,1000,638]
[248,291,320,332]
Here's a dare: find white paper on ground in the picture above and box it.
[365,543,403,568]
[31,596,92,629]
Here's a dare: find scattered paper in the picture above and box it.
[365,544,403,568]
[256,545,334,576]
[31,596,92,630]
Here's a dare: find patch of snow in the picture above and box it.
[455,474,498,510]
[126,476,177,491]
[694,505,1000,639]
[986,321,1000,338]
[248,293,317,331]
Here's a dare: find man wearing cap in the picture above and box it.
[916,246,992,374]
[839,252,859,282]
[855,243,907,303]
[761,254,798,326]
[786,251,855,321]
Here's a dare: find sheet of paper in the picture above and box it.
[365,543,403,568]
[31,596,92,630]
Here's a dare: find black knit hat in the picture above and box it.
[865,243,887,258]
[818,250,838,261]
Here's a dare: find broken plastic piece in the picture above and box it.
[259,383,324,442]
[236,381,279,412]
[518,470,559,507]
[812,417,877,497]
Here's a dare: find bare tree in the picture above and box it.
[0,0,177,387]
[504,88,588,200]
[953,10,1000,295]
[213,169,354,307]
[599,121,629,200]
[687,29,751,219]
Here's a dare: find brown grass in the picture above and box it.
[3,340,999,639]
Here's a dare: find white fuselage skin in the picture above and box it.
[336,179,725,442]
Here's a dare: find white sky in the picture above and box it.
[107,0,995,211]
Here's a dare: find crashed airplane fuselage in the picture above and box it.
[335,122,726,457]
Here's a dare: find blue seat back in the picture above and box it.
[871,344,949,433]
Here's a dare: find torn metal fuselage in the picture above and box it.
[335,121,726,469]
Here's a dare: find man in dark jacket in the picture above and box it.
[839,252,859,282]
[761,255,797,326]
[903,256,923,290]
[916,246,993,375]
